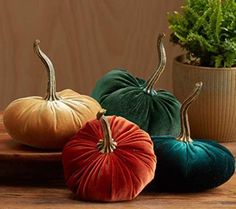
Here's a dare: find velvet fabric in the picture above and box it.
[91,69,181,137]
[150,136,235,192]
[62,116,156,202]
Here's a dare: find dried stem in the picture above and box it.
[34,39,60,101]
[177,82,203,142]
[97,109,117,153]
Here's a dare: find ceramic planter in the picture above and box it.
[173,55,236,142]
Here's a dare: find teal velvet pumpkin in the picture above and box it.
[151,136,235,192]
[92,34,181,137]
[150,83,235,192]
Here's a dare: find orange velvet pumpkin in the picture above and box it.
[62,110,156,202]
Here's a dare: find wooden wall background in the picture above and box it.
[0,0,183,110]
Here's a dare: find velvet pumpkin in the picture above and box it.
[3,40,101,149]
[150,82,235,192]
[92,34,181,137]
[62,109,156,202]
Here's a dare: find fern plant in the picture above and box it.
[168,0,236,68]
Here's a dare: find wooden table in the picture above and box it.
[0,115,235,209]
[0,172,235,209]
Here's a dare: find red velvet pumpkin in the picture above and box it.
[62,110,156,202]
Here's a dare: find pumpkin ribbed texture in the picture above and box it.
[149,82,235,192]
[92,34,181,137]
[62,115,156,202]
[3,89,101,149]
[92,69,181,136]
[150,136,235,192]
[3,40,101,149]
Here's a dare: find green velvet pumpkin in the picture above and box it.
[92,34,181,137]
[150,82,235,192]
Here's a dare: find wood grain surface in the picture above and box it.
[0,172,235,209]
[0,0,183,110]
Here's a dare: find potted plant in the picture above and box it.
[168,0,236,142]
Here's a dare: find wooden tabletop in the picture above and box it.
[0,114,235,209]
[0,173,235,209]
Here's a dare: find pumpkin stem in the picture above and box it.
[33,40,60,101]
[144,33,166,94]
[97,109,117,153]
[177,82,203,142]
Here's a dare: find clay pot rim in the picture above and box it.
[174,54,236,71]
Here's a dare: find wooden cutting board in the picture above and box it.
[0,113,64,183]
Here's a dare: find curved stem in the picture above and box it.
[177,82,203,142]
[33,39,60,101]
[97,109,117,153]
[144,33,166,94]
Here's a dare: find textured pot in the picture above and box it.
[173,55,236,142]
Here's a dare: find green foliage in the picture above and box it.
[168,0,236,67]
